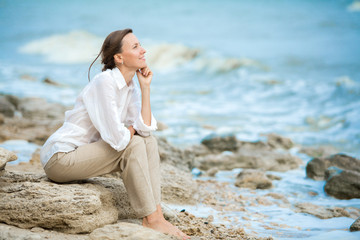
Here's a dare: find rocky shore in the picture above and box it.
[1,94,359,239]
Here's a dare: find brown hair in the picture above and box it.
[88,28,133,81]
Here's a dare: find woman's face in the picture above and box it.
[118,33,147,70]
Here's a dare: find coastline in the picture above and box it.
[0,94,359,239]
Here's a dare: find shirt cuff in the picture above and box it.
[133,113,157,135]
[109,127,131,152]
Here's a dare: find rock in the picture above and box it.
[157,121,168,131]
[294,202,350,219]
[0,222,90,240]
[89,222,175,240]
[324,169,360,199]
[194,143,302,172]
[306,153,360,180]
[201,134,238,152]
[206,167,219,177]
[0,171,118,233]
[74,163,198,219]
[18,97,67,120]
[300,145,338,158]
[266,173,282,180]
[0,95,16,117]
[157,136,193,171]
[235,169,273,189]
[256,196,274,206]
[0,147,17,175]
[0,108,64,145]
[7,148,44,173]
[43,77,62,86]
[324,166,343,180]
[0,113,4,124]
[160,163,198,205]
[20,74,37,81]
[171,211,253,240]
[350,217,360,232]
[264,133,294,149]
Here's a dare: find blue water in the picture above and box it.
[1,1,360,238]
[1,0,359,156]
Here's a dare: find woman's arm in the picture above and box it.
[136,67,153,126]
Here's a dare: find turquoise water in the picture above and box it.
[1,1,360,238]
[1,0,359,156]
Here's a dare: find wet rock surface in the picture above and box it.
[350,217,360,232]
[324,169,360,200]
[1,94,359,239]
[294,202,352,219]
[235,169,273,189]
[306,153,360,181]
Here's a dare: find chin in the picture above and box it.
[139,62,148,69]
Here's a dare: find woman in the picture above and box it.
[40,29,190,240]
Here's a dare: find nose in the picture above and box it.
[141,46,146,54]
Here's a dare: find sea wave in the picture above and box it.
[347,1,360,12]
[18,30,102,64]
[19,30,267,73]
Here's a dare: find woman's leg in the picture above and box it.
[44,135,157,218]
[119,135,157,218]
[44,139,126,183]
[143,135,161,205]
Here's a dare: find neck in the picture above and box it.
[117,65,135,86]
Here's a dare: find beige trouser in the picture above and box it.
[44,135,161,218]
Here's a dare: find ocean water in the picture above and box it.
[1,0,360,238]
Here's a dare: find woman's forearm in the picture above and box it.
[141,86,151,126]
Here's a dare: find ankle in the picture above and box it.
[145,212,162,225]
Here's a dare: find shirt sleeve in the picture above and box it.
[82,76,131,151]
[126,86,157,137]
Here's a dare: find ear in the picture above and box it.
[114,53,122,63]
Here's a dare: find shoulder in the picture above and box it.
[92,69,115,85]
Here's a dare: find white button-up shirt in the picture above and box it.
[40,67,157,167]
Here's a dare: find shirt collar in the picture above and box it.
[110,67,135,90]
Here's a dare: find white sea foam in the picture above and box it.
[194,57,268,73]
[19,30,102,64]
[19,31,264,73]
[335,76,357,87]
[347,1,360,12]
[145,43,200,71]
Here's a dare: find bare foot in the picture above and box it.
[142,217,190,240]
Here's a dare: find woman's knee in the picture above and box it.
[124,135,147,160]
[144,135,159,150]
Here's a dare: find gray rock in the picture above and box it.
[306,154,360,180]
[89,222,176,240]
[194,144,302,172]
[157,136,193,171]
[265,133,294,149]
[300,145,338,158]
[294,202,350,219]
[0,96,16,117]
[0,147,17,175]
[324,169,360,199]
[0,171,119,233]
[350,217,360,232]
[18,97,67,120]
[201,134,238,153]
[160,163,198,205]
[324,166,343,180]
[0,222,90,240]
[235,169,273,189]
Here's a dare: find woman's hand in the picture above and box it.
[136,67,153,89]
[128,125,136,139]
